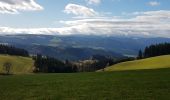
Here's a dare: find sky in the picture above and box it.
[0,0,170,37]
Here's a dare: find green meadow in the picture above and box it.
[0,55,170,100]
[0,68,170,100]
[0,55,34,74]
[105,55,170,71]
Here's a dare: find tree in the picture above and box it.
[143,43,170,58]
[0,44,29,57]
[3,62,12,75]
[137,49,143,59]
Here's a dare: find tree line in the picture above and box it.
[0,44,29,57]
[33,54,116,73]
[138,43,170,59]
[33,54,77,73]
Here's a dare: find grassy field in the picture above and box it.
[0,55,170,99]
[105,55,170,71]
[0,68,170,100]
[0,55,34,74]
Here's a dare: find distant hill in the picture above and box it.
[26,45,123,61]
[104,55,170,71]
[0,55,34,74]
[1,34,170,60]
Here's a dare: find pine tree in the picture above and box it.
[137,49,143,59]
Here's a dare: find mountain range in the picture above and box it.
[1,34,170,61]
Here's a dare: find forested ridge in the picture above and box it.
[0,44,29,57]
[1,43,170,73]
[138,43,170,59]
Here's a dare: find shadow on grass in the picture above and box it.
[0,73,14,76]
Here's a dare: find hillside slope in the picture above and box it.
[105,55,170,71]
[0,55,34,74]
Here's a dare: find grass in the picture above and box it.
[0,55,170,99]
[0,55,34,74]
[0,68,170,100]
[105,55,170,71]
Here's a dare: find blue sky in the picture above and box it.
[0,0,170,37]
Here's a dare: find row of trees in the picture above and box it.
[33,54,136,73]
[33,54,77,73]
[138,43,170,59]
[0,44,29,57]
[33,54,118,73]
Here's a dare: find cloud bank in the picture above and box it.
[0,2,170,38]
[0,10,170,37]
[0,0,43,14]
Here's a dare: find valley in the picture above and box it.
[1,35,170,60]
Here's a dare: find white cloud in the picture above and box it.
[64,3,98,17]
[133,10,170,22]
[0,0,43,14]
[86,0,101,5]
[148,1,160,6]
[0,10,170,38]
